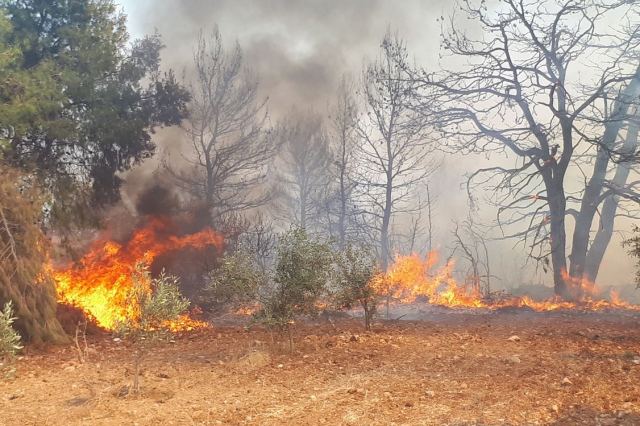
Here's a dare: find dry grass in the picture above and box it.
[2,311,640,425]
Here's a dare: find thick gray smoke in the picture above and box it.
[122,0,448,118]
[117,0,639,293]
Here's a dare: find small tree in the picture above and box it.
[117,264,189,395]
[257,228,333,347]
[0,301,22,357]
[0,301,22,379]
[623,226,640,288]
[333,245,378,330]
[198,250,264,313]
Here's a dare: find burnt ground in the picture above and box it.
[2,309,640,425]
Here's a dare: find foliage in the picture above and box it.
[0,0,190,228]
[623,226,640,288]
[332,244,378,330]
[198,250,264,312]
[117,263,189,339]
[257,228,333,328]
[116,263,189,394]
[0,164,68,344]
[0,301,21,357]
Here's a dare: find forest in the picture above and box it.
[2,0,640,424]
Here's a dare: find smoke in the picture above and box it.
[116,0,639,291]
[122,0,449,119]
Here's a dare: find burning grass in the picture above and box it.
[374,253,640,313]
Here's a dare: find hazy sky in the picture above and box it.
[117,0,638,290]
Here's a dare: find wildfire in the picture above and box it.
[51,217,224,330]
[373,252,640,312]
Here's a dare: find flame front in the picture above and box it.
[374,252,640,312]
[52,217,224,330]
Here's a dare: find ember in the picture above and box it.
[51,217,224,330]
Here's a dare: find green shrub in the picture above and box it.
[0,301,22,357]
[332,245,379,330]
[624,225,640,288]
[117,263,190,394]
[257,228,333,329]
[198,250,263,312]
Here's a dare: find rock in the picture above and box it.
[424,390,435,397]
[507,335,520,342]
[66,396,90,406]
[349,335,359,342]
[561,377,573,386]
[404,401,414,407]
[506,355,521,364]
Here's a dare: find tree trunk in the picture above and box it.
[338,159,347,249]
[362,301,372,331]
[426,184,432,254]
[547,184,570,298]
[300,189,307,230]
[585,112,639,281]
[569,69,640,284]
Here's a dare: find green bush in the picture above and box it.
[624,225,640,288]
[332,245,379,330]
[257,228,333,329]
[198,250,264,312]
[117,263,190,394]
[0,301,22,357]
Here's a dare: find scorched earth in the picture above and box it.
[2,310,640,426]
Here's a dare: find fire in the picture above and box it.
[51,217,224,330]
[374,252,640,312]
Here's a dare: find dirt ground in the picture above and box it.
[2,309,640,425]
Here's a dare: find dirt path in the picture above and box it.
[2,311,640,425]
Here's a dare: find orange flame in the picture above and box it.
[374,252,640,312]
[51,217,224,330]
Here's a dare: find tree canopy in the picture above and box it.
[0,0,189,227]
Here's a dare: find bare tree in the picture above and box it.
[276,112,331,232]
[412,0,640,299]
[356,32,439,271]
[452,212,492,296]
[164,28,277,221]
[326,76,360,248]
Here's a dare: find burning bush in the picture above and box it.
[52,216,223,331]
[332,245,379,330]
